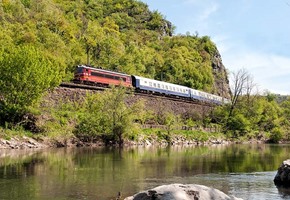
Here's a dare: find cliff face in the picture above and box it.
[212,50,231,99]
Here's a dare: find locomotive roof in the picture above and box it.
[77,65,130,77]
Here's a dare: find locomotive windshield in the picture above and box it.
[76,67,84,73]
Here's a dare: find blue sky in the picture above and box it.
[141,0,290,95]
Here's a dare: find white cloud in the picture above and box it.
[198,3,219,21]
[220,47,290,95]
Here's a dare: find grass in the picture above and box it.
[139,128,226,143]
[0,126,33,140]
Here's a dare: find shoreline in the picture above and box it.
[0,135,269,150]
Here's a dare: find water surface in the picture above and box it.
[0,144,290,200]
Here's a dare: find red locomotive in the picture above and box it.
[73,65,132,87]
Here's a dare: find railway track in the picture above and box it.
[60,82,106,91]
[134,92,211,106]
[59,82,214,107]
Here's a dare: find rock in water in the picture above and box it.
[125,184,243,200]
[274,159,290,186]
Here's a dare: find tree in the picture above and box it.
[0,45,63,125]
[75,87,143,145]
[229,68,254,117]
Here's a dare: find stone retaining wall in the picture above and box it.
[45,87,214,117]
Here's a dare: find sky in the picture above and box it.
[141,0,290,95]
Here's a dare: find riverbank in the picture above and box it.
[0,133,267,149]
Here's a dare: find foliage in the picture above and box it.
[269,127,283,143]
[211,92,288,141]
[74,87,143,144]
[0,45,63,125]
[38,100,81,138]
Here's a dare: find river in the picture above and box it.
[0,144,290,200]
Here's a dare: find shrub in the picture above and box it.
[269,127,283,143]
[0,45,63,126]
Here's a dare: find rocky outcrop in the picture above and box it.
[0,136,47,149]
[212,50,231,99]
[124,184,242,200]
[274,159,290,186]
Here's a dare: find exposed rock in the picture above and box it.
[124,184,243,200]
[211,50,231,99]
[0,136,47,149]
[274,159,290,186]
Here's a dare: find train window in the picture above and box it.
[157,84,160,88]
[149,82,152,87]
[90,72,127,82]
[165,85,168,89]
[153,83,156,87]
[144,81,147,84]
[91,72,104,77]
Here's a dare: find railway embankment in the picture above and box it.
[46,86,214,117]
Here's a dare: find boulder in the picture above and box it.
[274,159,290,186]
[125,184,243,200]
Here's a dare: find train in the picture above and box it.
[73,65,230,105]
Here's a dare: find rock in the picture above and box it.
[125,184,243,200]
[274,159,290,186]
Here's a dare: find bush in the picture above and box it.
[269,128,283,143]
[74,87,143,145]
[0,45,63,126]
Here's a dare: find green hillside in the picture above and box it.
[0,0,222,91]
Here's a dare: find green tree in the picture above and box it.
[75,87,143,145]
[0,45,63,125]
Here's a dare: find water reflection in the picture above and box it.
[276,185,290,199]
[0,144,289,200]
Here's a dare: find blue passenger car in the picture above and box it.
[132,75,190,98]
[189,89,201,101]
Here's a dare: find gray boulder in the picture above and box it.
[125,184,243,200]
[274,159,290,186]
